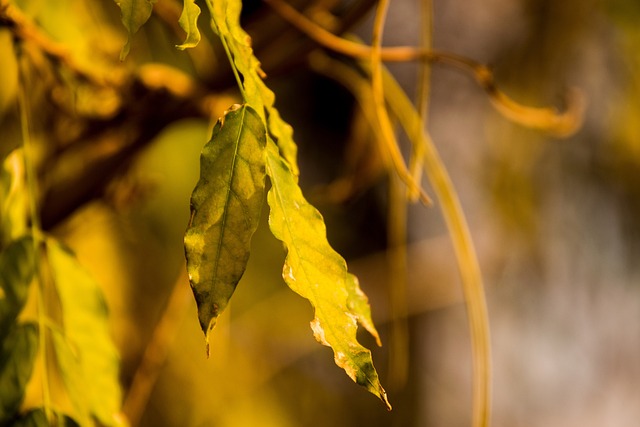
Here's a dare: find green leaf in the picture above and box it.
[176,0,201,50]
[13,408,80,427]
[113,0,157,60]
[46,240,123,427]
[184,104,267,350]
[0,236,34,340]
[11,408,48,427]
[265,141,390,410]
[208,0,299,175]
[0,323,38,423]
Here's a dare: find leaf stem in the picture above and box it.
[408,0,433,202]
[205,0,248,101]
[366,0,431,205]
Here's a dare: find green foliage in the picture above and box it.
[184,104,267,347]
[12,408,80,427]
[0,236,34,339]
[0,323,38,423]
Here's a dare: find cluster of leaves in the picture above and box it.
[0,150,123,425]
[172,0,391,408]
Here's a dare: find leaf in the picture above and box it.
[208,0,299,175]
[176,0,201,50]
[0,323,38,423]
[46,240,123,427]
[0,236,34,340]
[1,150,29,247]
[113,0,157,60]
[11,408,48,427]
[13,408,80,427]
[265,140,390,409]
[184,104,267,350]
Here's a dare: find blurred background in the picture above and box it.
[3,0,640,425]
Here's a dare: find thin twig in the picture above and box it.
[367,0,432,205]
[407,0,433,202]
[264,0,585,137]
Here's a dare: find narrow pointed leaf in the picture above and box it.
[208,0,299,174]
[0,236,34,340]
[265,141,390,409]
[46,240,123,427]
[113,0,157,60]
[184,104,267,348]
[176,0,201,50]
[0,323,38,423]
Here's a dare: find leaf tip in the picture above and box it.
[378,384,392,411]
[204,317,217,358]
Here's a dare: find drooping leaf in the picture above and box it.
[265,140,390,409]
[113,0,157,60]
[208,0,299,175]
[0,150,29,247]
[176,0,201,50]
[46,239,123,427]
[0,236,34,340]
[184,104,267,349]
[0,323,38,423]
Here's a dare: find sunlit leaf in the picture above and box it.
[113,0,157,60]
[208,0,299,175]
[0,323,38,423]
[0,150,29,246]
[0,236,34,340]
[176,0,201,50]
[46,240,123,427]
[184,104,267,349]
[265,141,390,409]
[50,329,91,426]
